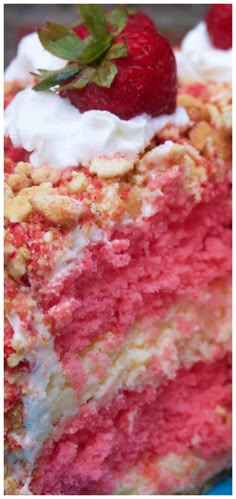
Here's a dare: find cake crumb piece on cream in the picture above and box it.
[89,155,137,178]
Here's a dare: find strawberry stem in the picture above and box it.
[34,5,130,92]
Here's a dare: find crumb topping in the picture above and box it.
[4,82,231,213]
[4,80,232,295]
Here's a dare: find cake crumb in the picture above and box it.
[89,156,135,178]
[15,161,32,177]
[7,172,31,192]
[5,196,32,222]
[189,121,211,152]
[68,172,88,193]
[31,166,61,186]
[29,194,84,226]
[177,94,203,122]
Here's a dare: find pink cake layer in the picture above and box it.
[5,174,231,406]
[30,355,231,494]
[44,176,231,390]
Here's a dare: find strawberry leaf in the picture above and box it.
[78,35,112,65]
[44,22,75,40]
[92,61,117,88]
[33,62,79,79]
[38,23,87,60]
[60,67,96,90]
[106,42,128,60]
[31,68,56,78]
[78,5,107,40]
[34,65,82,91]
[33,6,131,94]
[46,36,86,61]
[107,6,129,36]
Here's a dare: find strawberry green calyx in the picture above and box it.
[33,5,129,92]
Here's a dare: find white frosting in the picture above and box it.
[4,32,65,83]
[175,22,232,82]
[4,88,190,169]
[22,338,77,463]
[6,310,78,492]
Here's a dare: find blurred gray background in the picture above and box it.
[4,4,210,68]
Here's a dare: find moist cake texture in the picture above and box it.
[4,5,232,495]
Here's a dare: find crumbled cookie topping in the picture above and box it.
[89,155,137,178]
[4,81,232,288]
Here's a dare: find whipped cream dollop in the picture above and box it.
[175,22,232,83]
[4,32,65,83]
[4,89,190,169]
[4,32,190,170]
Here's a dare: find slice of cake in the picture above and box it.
[4,5,232,495]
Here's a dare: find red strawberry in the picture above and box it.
[64,12,177,120]
[206,4,232,50]
[35,8,177,120]
[72,23,89,39]
[72,11,158,40]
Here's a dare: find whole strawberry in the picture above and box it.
[34,6,177,120]
[206,4,232,50]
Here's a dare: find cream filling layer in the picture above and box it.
[115,450,232,494]
[79,278,231,405]
[6,309,78,494]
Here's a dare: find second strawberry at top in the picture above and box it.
[34,6,177,120]
[206,4,232,50]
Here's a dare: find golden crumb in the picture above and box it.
[7,252,26,281]
[15,161,32,177]
[140,143,185,172]
[5,196,32,223]
[7,172,31,192]
[221,105,232,133]
[126,188,142,218]
[189,121,212,152]
[68,172,88,193]
[4,183,14,201]
[89,156,136,178]
[7,353,23,368]
[4,476,20,495]
[212,129,232,161]
[177,94,203,122]
[18,183,55,200]
[202,103,222,128]
[29,194,84,226]
[5,184,55,223]
[31,165,61,185]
